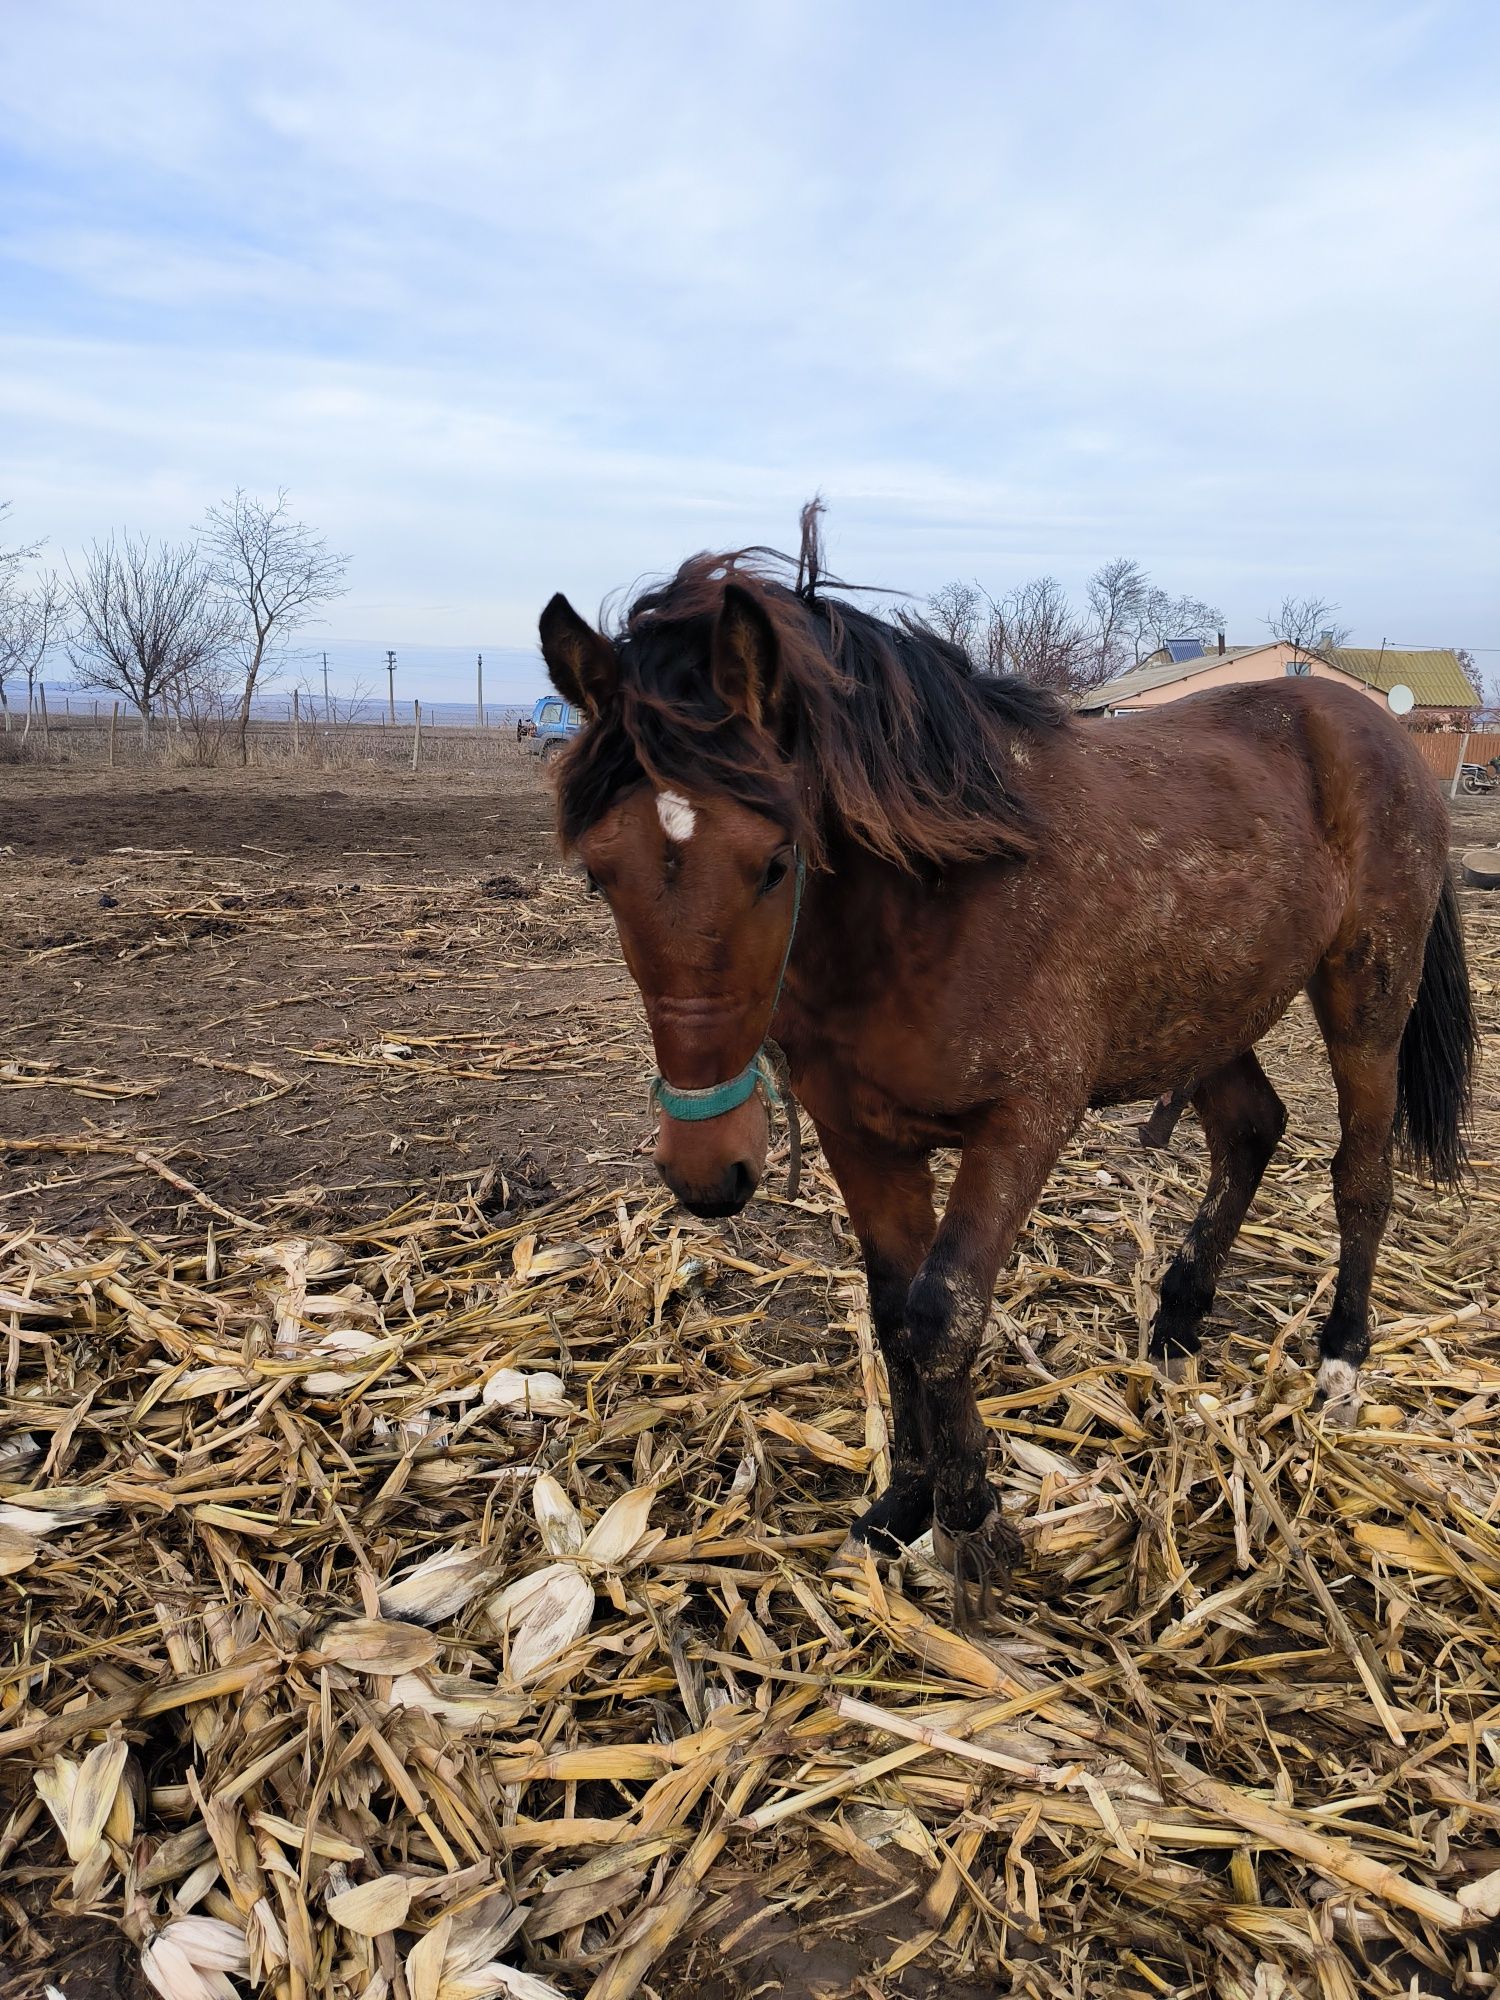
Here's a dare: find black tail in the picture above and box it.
[1395,873,1476,1185]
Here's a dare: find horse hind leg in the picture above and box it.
[1307,960,1406,1428]
[1150,1051,1287,1371]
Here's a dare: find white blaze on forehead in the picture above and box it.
[656,791,696,842]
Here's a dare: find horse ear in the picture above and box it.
[711,583,779,727]
[539,594,616,714]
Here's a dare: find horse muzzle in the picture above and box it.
[653,1093,768,1218]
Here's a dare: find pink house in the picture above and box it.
[1078,641,1384,716]
[1078,640,1477,723]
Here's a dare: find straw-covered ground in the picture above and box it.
[3,767,1499,2000]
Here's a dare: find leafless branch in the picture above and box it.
[1084,557,1150,687]
[1265,595,1351,663]
[922,581,985,665]
[200,489,350,764]
[926,555,1225,696]
[0,570,64,722]
[987,575,1093,693]
[0,505,58,724]
[64,533,235,741]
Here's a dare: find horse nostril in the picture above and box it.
[658,1156,759,1219]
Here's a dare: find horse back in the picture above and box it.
[1073,677,1445,864]
[1031,679,1447,1104]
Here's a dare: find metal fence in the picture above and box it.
[0,689,546,771]
[12,689,1500,789]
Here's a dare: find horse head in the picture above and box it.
[539,583,800,1219]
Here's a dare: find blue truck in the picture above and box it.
[522,693,585,761]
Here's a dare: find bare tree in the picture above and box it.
[1454,649,1492,721]
[201,490,349,765]
[1085,557,1150,686]
[923,580,985,665]
[930,554,1224,693]
[1265,595,1351,662]
[0,503,41,588]
[65,534,234,741]
[1127,586,1226,663]
[0,504,48,727]
[0,570,64,732]
[990,576,1093,694]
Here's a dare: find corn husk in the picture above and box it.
[308,1618,441,1674]
[33,1735,130,1864]
[4,853,1497,2000]
[482,1564,596,1682]
[481,1368,574,1417]
[141,1916,249,2000]
[377,1546,495,1625]
[326,1872,413,1936]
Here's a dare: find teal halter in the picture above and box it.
[650,849,805,1123]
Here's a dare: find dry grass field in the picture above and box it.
[2,764,1498,2000]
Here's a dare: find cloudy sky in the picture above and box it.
[3,0,1497,701]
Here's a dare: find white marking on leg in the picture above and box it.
[1317,1356,1361,1426]
[657,791,696,842]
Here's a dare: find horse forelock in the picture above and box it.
[554,530,1068,870]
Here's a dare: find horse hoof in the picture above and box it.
[932,1505,1022,1628]
[1316,1358,1362,1430]
[1153,1349,1195,1386]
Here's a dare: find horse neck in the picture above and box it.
[783,824,927,1015]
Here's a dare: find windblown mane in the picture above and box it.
[555,503,1068,869]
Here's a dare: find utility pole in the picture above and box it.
[476,653,485,729]
[322,651,330,721]
[386,650,397,724]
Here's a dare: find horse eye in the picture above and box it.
[760,854,789,895]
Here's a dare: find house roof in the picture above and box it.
[1329,648,1477,709]
[1078,642,1478,714]
[1079,645,1273,710]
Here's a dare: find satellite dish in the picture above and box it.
[1387,684,1415,716]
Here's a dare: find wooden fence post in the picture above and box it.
[1450,731,1471,801]
[292,687,301,758]
[38,682,50,749]
[411,699,422,772]
[108,701,119,767]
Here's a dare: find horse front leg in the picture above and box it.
[814,1123,939,1555]
[903,1102,1075,1621]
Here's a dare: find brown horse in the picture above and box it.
[540,508,1476,1603]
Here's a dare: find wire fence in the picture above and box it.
[9,688,1500,789]
[0,686,548,772]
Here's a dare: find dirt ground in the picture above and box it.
[4,765,1497,1237]
[2,764,1499,2000]
[0,761,649,1239]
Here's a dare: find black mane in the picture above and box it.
[554,508,1068,869]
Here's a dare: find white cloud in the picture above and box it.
[1,0,1496,694]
